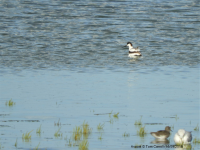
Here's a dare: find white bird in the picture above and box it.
[125,42,142,58]
[174,129,192,145]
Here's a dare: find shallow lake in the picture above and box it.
[0,0,199,150]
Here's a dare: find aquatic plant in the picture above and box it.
[54,118,61,126]
[14,138,17,147]
[34,142,40,150]
[109,118,114,124]
[97,123,104,130]
[108,110,113,117]
[175,114,179,121]
[134,116,142,125]
[193,137,200,144]
[113,112,119,118]
[194,124,199,131]
[54,127,62,138]
[82,121,92,135]
[98,134,103,140]
[5,99,15,106]
[137,126,147,137]
[79,139,89,150]
[123,132,130,137]
[22,130,33,142]
[36,124,42,135]
[73,126,82,141]
[68,139,72,147]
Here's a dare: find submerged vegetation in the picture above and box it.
[22,130,33,142]
[137,126,147,137]
[36,124,42,135]
[194,124,199,131]
[14,138,17,147]
[175,114,179,121]
[108,110,113,117]
[54,127,62,138]
[5,99,15,106]
[97,123,104,130]
[79,139,89,150]
[54,119,61,126]
[134,116,142,125]
[98,134,103,140]
[123,132,130,137]
[109,118,114,124]
[113,112,119,118]
[73,126,82,141]
[72,121,92,142]
[82,121,92,134]
[34,142,40,150]
[193,137,200,144]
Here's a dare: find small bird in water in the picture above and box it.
[125,42,142,58]
[150,126,172,139]
[174,129,192,145]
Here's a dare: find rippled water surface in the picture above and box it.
[0,0,199,71]
[0,0,199,150]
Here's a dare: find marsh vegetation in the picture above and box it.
[134,116,142,125]
[123,132,130,137]
[193,137,200,144]
[97,123,104,130]
[79,139,89,150]
[36,124,42,135]
[194,124,199,131]
[137,126,147,137]
[22,130,33,142]
[54,127,62,138]
[5,99,15,106]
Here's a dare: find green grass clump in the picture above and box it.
[79,139,89,150]
[14,138,17,147]
[109,118,114,124]
[36,124,42,135]
[54,119,61,126]
[54,127,62,138]
[137,126,147,137]
[134,116,142,125]
[22,130,33,142]
[113,112,119,118]
[97,123,104,130]
[68,139,72,147]
[98,134,103,140]
[34,142,40,150]
[5,99,15,106]
[123,132,130,137]
[82,121,92,135]
[193,137,200,144]
[194,124,199,131]
[73,126,82,141]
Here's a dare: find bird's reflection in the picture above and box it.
[151,139,170,144]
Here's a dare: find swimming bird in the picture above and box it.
[174,129,192,145]
[125,42,142,57]
[150,126,172,139]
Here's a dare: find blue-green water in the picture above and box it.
[0,0,199,150]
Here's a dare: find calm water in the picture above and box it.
[0,0,199,150]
